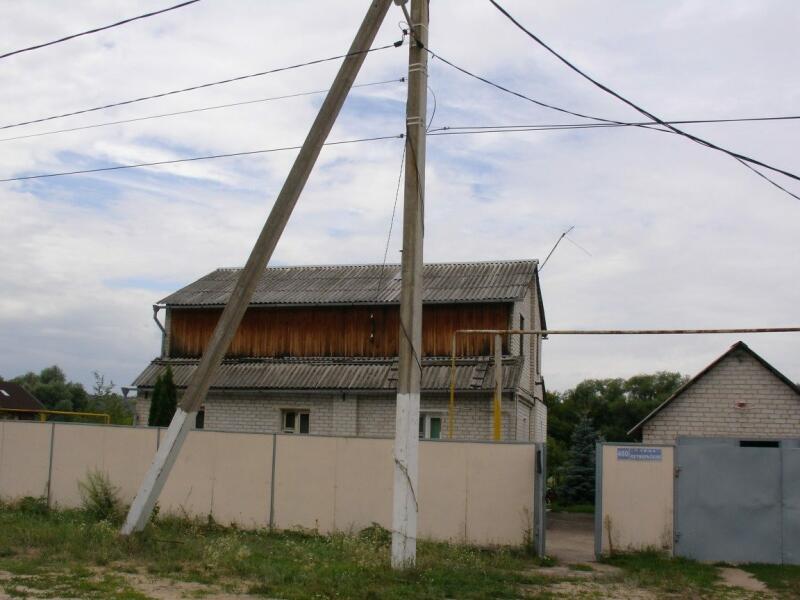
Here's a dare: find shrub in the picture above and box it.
[15,495,49,516]
[358,522,391,547]
[78,470,122,523]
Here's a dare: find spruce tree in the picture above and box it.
[147,367,177,426]
[558,414,599,505]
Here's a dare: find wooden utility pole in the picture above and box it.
[493,333,503,440]
[121,0,394,536]
[391,0,428,569]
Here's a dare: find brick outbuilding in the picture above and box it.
[629,341,800,444]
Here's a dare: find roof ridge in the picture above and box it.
[213,259,538,272]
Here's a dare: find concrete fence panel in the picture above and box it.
[596,443,674,556]
[49,424,157,508]
[464,443,536,545]
[418,441,468,542]
[0,421,51,500]
[331,437,393,534]
[159,430,217,518]
[207,431,272,527]
[272,435,338,532]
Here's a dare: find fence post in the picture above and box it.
[269,433,277,529]
[45,423,55,507]
[594,442,603,558]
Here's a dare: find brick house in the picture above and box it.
[132,260,547,442]
[630,341,800,444]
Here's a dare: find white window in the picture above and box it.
[419,413,443,440]
[282,410,310,434]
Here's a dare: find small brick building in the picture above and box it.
[630,341,800,444]
[132,260,547,442]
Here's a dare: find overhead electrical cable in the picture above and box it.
[486,0,800,185]
[0,78,406,143]
[427,45,799,201]
[0,0,202,61]
[429,114,800,133]
[0,37,405,131]
[0,134,404,183]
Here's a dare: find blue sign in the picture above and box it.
[617,447,662,461]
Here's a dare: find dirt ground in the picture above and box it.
[546,511,596,564]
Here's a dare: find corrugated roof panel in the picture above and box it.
[159,260,537,307]
[133,357,522,392]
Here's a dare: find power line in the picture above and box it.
[429,114,800,133]
[0,134,404,183]
[486,0,800,185]
[0,78,406,143]
[427,45,800,201]
[0,0,202,61]
[0,38,405,131]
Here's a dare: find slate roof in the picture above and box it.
[159,260,538,307]
[0,382,45,412]
[133,356,523,392]
[628,341,800,435]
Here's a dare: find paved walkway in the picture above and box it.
[546,512,595,564]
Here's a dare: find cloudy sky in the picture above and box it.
[0,0,797,393]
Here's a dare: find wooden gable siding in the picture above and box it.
[168,303,510,359]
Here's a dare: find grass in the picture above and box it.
[741,563,800,597]
[601,550,721,594]
[0,500,542,599]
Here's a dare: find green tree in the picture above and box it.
[558,414,599,505]
[86,372,134,425]
[12,366,90,414]
[148,367,177,427]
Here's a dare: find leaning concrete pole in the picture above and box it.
[121,0,393,535]
[391,0,428,569]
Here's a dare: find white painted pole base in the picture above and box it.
[391,392,419,568]
[120,408,195,535]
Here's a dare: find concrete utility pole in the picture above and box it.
[121,0,393,536]
[391,0,428,569]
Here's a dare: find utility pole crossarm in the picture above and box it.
[121,0,394,536]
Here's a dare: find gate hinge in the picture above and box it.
[674,467,681,478]
[674,532,681,543]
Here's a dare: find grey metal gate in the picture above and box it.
[533,443,547,556]
[675,437,800,565]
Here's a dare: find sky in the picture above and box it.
[0,0,798,394]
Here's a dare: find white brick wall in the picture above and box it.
[136,391,528,441]
[643,349,800,444]
[516,400,531,441]
[532,399,547,443]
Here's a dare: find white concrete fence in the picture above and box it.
[595,443,675,556]
[0,421,538,546]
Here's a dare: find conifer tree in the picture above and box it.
[558,414,599,505]
[147,367,177,426]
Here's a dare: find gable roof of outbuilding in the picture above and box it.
[0,382,45,412]
[628,341,800,435]
[159,260,539,308]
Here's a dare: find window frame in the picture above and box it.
[282,409,310,434]
[419,412,444,440]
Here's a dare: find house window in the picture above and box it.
[519,314,525,357]
[283,410,310,434]
[419,413,442,440]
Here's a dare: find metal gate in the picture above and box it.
[533,443,547,556]
[675,437,800,564]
